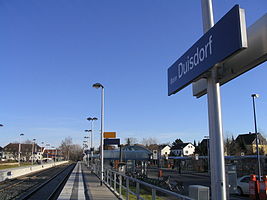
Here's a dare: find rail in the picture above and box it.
[18,163,75,200]
[93,164,193,200]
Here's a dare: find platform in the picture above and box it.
[58,162,119,200]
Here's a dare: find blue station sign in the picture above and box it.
[168,5,247,96]
[104,138,120,146]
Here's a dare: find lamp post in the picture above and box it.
[92,83,104,186]
[46,144,50,160]
[84,136,90,166]
[18,133,24,166]
[32,139,36,165]
[41,142,44,166]
[87,117,98,165]
[252,94,261,181]
[56,148,58,162]
[51,146,56,165]
[204,136,210,174]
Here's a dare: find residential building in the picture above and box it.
[160,145,171,158]
[235,132,267,154]
[3,143,42,161]
[0,146,3,160]
[170,143,195,156]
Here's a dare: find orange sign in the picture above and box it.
[104,132,116,138]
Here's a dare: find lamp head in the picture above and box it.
[20,133,24,136]
[0,124,3,127]
[92,83,104,89]
[252,94,260,98]
[93,117,98,121]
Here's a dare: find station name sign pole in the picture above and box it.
[202,1,225,199]
[167,1,247,199]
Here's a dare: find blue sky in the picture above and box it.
[0,0,266,148]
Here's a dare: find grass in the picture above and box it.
[117,184,164,200]
[0,163,32,170]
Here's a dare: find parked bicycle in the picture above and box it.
[172,180,185,195]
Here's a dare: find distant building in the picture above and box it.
[3,143,42,161]
[0,146,3,160]
[235,132,267,154]
[160,145,171,158]
[43,149,63,160]
[170,143,195,156]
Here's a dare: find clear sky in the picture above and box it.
[0,0,266,148]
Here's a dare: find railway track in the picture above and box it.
[0,163,75,200]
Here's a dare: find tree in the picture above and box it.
[24,139,33,144]
[171,139,183,148]
[59,137,83,161]
[124,137,138,145]
[141,137,158,147]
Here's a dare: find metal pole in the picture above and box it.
[32,140,34,166]
[100,87,104,185]
[201,0,227,199]
[41,142,43,166]
[204,136,210,174]
[252,95,261,181]
[91,122,94,164]
[18,135,21,166]
[87,136,90,167]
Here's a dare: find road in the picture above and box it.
[146,167,249,200]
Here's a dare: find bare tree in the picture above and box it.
[69,144,83,161]
[141,137,158,147]
[59,137,73,160]
[59,137,83,161]
[24,139,33,144]
[124,137,138,145]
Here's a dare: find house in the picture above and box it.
[160,145,171,158]
[235,132,267,154]
[0,146,3,160]
[170,143,195,156]
[3,143,42,161]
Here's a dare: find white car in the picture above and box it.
[237,175,251,195]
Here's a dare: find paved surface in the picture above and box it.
[147,167,249,200]
[58,162,86,200]
[58,162,119,200]
[81,163,119,200]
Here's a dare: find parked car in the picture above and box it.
[237,175,263,196]
[237,175,250,195]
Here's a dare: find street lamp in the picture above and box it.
[251,93,261,181]
[51,146,57,164]
[46,144,50,160]
[18,133,24,166]
[92,82,104,186]
[84,136,90,166]
[32,139,36,165]
[87,117,98,165]
[204,136,210,174]
[41,142,44,166]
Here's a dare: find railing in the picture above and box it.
[93,165,193,200]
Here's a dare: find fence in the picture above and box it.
[93,164,193,200]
